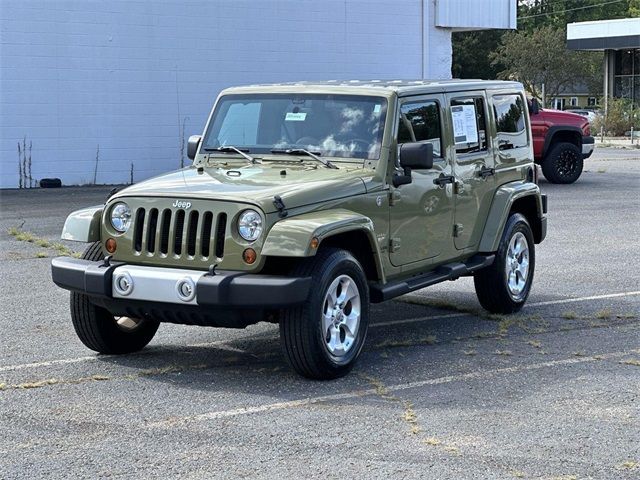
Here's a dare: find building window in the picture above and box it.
[552,98,565,110]
[570,97,578,106]
[613,49,640,106]
[588,97,597,106]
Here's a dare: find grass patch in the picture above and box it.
[618,460,638,470]
[561,311,578,320]
[595,309,612,320]
[494,350,512,356]
[526,340,542,349]
[620,359,640,367]
[423,437,441,446]
[7,227,79,258]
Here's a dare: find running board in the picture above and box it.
[369,254,495,303]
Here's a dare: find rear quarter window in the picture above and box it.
[492,94,528,150]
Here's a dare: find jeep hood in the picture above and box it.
[114,163,372,213]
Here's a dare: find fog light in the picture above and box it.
[105,238,117,253]
[175,277,196,302]
[242,248,257,264]
[114,272,133,296]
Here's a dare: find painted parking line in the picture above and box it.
[1,290,638,374]
[373,290,640,327]
[148,349,638,427]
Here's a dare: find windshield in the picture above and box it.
[202,94,387,160]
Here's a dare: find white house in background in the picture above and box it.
[0,0,516,188]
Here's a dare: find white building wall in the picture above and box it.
[0,0,511,188]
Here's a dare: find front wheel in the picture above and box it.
[70,242,159,354]
[474,214,535,314]
[541,142,583,184]
[279,248,370,380]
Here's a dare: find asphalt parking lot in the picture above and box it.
[0,148,638,479]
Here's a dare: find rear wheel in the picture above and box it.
[70,242,159,354]
[279,248,370,380]
[541,141,583,184]
[474,214,535,314]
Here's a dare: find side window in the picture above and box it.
[398,100,442,157]
[492,94,528,150]
[450,97,488,154]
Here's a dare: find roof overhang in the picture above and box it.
[567,18,640,51]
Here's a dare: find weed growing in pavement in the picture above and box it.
[620,359,640,367]
[561,311,578,319]
[7,227,80,258]
[595,309,612,320]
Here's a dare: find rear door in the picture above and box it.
[446,92,496,251]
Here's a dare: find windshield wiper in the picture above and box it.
[270,148,338,169]
[204,146,260,164]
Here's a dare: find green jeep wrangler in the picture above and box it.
[52,80,547,379]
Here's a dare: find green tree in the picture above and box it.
[490,25,601,105]
[452,30,504,79]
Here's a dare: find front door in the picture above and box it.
[446,92,496,251]
[389,95,455,267]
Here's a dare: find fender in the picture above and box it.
[262,209,385,281]
[61,206,103,242]
[542,125,583,158]
[479,181,544,253]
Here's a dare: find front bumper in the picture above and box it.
[51,257,311,308]
[582,135,595,158]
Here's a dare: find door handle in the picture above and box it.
[478,166,495,178]
[433,174,455,187]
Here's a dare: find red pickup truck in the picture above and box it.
[529,99,595,184]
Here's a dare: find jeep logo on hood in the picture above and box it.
[172,200,192,209]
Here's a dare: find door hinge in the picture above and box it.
[453,223,464,237]
[389,190,401,206]
[389,237,401,253]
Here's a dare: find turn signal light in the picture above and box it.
[242,248,257,264]
[105,238,117,253]
[310,237,319,249]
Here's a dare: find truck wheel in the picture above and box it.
[280,248,370,380]
[474,214,535,314]
[541,142,583,184]
[70,242,159,354]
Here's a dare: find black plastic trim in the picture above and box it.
[369,254,495,303]
[542,125,583,158]
[541,194,548,214]
[51,257,311,308]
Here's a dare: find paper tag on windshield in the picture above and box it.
[373,104,381,113]
[285,112,307,121]
[452,105,478,144]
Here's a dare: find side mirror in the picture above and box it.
[529,98,540,115]
[393,142,434,187]
[187,135,202,160]
[400,142,434,170]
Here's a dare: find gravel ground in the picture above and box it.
[0,148,638,479]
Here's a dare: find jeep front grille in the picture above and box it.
[132,207,227,260]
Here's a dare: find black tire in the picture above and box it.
[541,142,583,184]
[280,248,370,380]
[474,214,535,314]
[70,242,159,354]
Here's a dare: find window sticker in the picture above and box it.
[373,104,381,113]
[285,112,307,121]
[451,104,478,144]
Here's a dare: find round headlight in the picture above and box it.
[110,202,132,233]
[238,209,263,242]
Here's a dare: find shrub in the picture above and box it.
[592,97,640,136]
